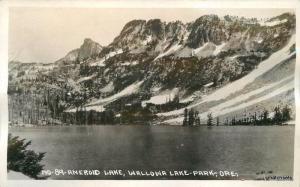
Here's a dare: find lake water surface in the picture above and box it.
[9,125,294,180]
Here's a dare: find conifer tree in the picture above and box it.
[7,134,46,179]
[262,109,269,124]
[188,109,195,126]
[273,106,282,124]
[231,116,236,126]
[195,111,201,126]
[183,108,188,126]
[207,113,213,126]
[281,105,291,122]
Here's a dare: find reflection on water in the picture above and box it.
[9,125,294,180]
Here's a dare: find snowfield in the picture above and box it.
[66,81,144,112]
[209,81,293,116]
[155,41,227,60]
[213,42,226,55]
[164,80,293,124]
[142,88,179,106]
[193,42,216,58]
[90,49,123,66]
[260,19,288,27]
[154,43,182,60]
[85,80,144,111]
[207,76,293,112]
[142,93,175,106]
[100,82,114,93]
[158,35,295,119]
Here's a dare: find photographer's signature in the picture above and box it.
[256,170,292,181]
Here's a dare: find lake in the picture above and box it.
[9,125,294,180]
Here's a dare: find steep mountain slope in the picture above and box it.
[160,35,296,124]
[8,12,296,125]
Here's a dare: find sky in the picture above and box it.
[9,8,293,63]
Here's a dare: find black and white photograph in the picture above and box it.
[3,6,297,181]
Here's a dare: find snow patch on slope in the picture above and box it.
[213,43,226,55]
[121,61,138,66]
[158,34,295,117]
[142,88,179,106]
[202,81,294,118]
[164,80,293,124]
[142,93,174,106]
[180,95,195,103]
[90,59,105,67]
[260,19,288,27]
[86,81,144,108]
[204,82,214,88]
[100,82,114,93]
[142,35,152,45]
[77,74,97,83]
[191,42,226,58]
[200,36,295,103]
[90,49,123,66]
[155,43,182,60]
[196,76,293,117]
[193,42,216,58]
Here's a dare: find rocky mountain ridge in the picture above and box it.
[8,12,296,125]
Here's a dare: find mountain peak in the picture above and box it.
[83,38,98,45]
[56,38,103,63]
[194,14,220,25]
[77,38,103,61]
[80,38,102,48]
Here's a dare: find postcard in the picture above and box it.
[0,1,299,187]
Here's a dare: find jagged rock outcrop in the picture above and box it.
[56,38,103,63]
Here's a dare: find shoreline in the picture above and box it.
[8,123,295,128]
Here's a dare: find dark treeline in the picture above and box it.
[9,91,123,125]
[224,105,292,126]
[61,110,116,125]
[183,105,292,126]
[8,90,69,125]
[8,90,156,125]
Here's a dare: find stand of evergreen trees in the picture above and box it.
[60,110,115,125]
[224,105,291,126]
[182,105,292,126]
[183,108,201,126]
[8,89,71,126]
